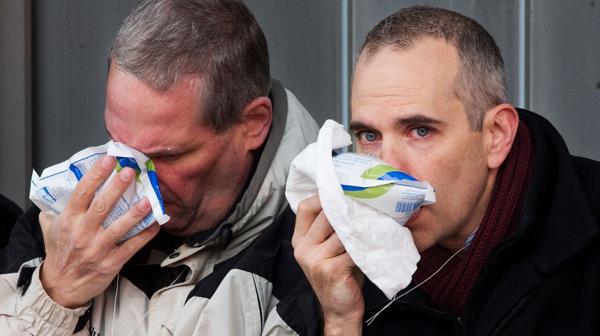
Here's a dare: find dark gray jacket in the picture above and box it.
[361,109,600,336]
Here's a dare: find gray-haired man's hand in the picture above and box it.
[39,156,160,309]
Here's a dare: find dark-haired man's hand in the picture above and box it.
[292,195,364,336]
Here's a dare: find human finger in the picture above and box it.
[84,167,136,226]
[319,232,346,257]
[293,195,322,244]
[112,222,160,265]
[67,156,116,213]
[96,198,152,250]
[305,211,335,244]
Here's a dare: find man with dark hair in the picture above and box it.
[293,6,600,335]
[0,0,320,334]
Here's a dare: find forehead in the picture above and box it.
[104,65,208,153]
[354,38,459,97]
[351,39,464,124]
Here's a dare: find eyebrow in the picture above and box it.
[395,114,443,127]
[349,121,372,132]
[350,114,443,132]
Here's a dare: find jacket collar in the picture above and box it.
[509,109,599,273]
[462,109,599,336]
[161,80,318,270]
[180,79,289,250]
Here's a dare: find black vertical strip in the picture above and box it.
[340,0,353,129]
[31,0,40,170]
[524,0,531,109]
[16,267,36,295]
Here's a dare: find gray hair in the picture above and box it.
[111,0,270,132]
[360,6,507,130]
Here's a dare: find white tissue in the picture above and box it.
[285,120,422,299]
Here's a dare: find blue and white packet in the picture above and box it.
[333,152,436,224]
[29,141,170,241]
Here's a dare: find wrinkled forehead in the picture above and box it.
[104,65,207,154]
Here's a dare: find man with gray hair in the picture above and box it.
[293,6,600,335]
[0,0,320,334]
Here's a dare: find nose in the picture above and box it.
[380,139,411,173]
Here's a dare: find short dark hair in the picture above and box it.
[360,6,506,130]
[111,0,270,132]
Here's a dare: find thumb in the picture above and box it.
[38,211,57,236]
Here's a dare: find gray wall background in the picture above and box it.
[1,0,599,208]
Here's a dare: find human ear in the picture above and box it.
[240,96,272,151]
[482,103,519,169]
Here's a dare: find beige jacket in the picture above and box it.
[0,81,320,335]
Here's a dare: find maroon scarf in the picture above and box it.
[411,121,533,314]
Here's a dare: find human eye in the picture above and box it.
[409,126,432,139]
[355,130,380,143]
[149,150,187,164]
[155,154,180,162]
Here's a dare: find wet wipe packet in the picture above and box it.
[30,141,170,241]
[334,152,435,224]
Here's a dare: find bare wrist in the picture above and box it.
[40,263,84,309]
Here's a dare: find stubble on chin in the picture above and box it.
[160,207,196,236]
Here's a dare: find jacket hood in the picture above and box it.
[161,79,318,272]
[216,79,318,255]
